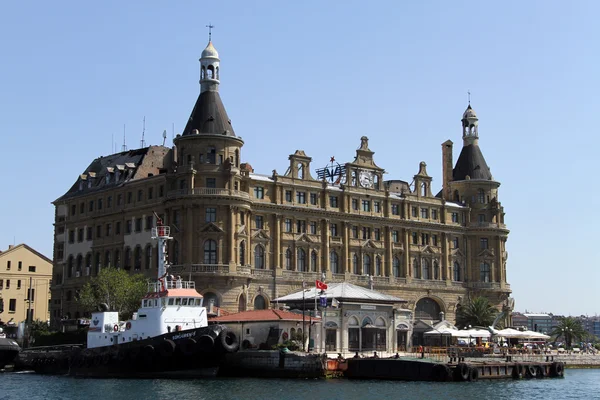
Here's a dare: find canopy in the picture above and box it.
[424,326,463,337]
[519,330,551,340]
[459,328,491,338]
[490,328,550,340]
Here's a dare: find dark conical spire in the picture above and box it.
[453,103,492,181]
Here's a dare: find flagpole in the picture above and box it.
[302,281,306,352]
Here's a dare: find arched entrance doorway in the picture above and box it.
[412,297,443,346]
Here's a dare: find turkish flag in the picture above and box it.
[316,280,328,290]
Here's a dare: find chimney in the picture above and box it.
[8,245,13,250]
[441,140,453,200]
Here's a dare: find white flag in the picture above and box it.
[332,298,339,308]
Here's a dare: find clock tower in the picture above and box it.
[345,136,384,190]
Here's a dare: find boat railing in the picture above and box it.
[148,280,195,293]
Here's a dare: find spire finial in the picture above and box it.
[468,90,471,105]
[206,23,214,41]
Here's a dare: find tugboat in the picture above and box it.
[16,222,239,378]
[0,328,20,370]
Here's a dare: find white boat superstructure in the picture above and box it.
[87,223,208,349]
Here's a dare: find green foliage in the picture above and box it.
[550,317,587,348]
[273,340,300,351]
[77,267,148,319]
[455,296,500,329]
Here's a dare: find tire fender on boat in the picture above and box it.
[179,338,197,356]
[526,365,537,378]
[468,367,479,381]
[158,339,176,358]
[218,329,240,353]
[455,363,470,381]
[197,335,215,353]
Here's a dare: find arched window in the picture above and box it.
[134,246,142,270]
[67,256,74,278]
[85,253,92,276]
[201,66,206,80]
[76,255,83,276]
[353,253,359,275]
[413,258,419,279]
[285,248,292,270]
[297,248,306,272]
[238,294,246,312]
[172,241,179,265]
[254,245,265,269]
[124,247,131,270]
[422,259,430,280]
[415,297,442,320]
[375,256,382,276]
[478,189,485,204]
[145,245,152,269]
[363,254,371,275]
[204,239,217,264]
[254,295,266,310]
[433,261,439,280]
[239,241,245,265]
[207,65,214,79]
[330,251,339,273]
[454,190,460,202]
[104,250,111,268]
[94,252,101,275]
[393,257,401,277]
[480,262,491,282]
[203,292,219,307]
[453,261,461,281]
[310,250,317,272]
[114,250,121,268]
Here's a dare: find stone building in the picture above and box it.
[0,244,52,325]
[50,39,512,331]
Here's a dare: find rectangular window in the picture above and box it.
[27,288,35,302]
[297,220,306,233]
[309,221,317,234]
[206,178,216,188]
[96,225,102,238]
[411,207,418,217]
[284,219,292,233]
[9,299,16,313]
[352,226,358,239]
[391,204,399,216]
[352,198,359,211]
[207,147,216,164]
[329,196,339,208]
[127,192,132,204]
[451,212,459,223]
[80,202,85,214]
[88,200,94,212]
[420,208,428,219]
[255,215,264,229]
[159,185,164,197]
[362,227,371,240]
[107,195,112,208]
[5,280,9,289]
[117,194,123,206]
[330,223,338,237]
[421,233,429,245]
[105,223,112,237]
[412,232,418,245]
[478,214,486,223]
[374,228,381,241]
[205,208,217,223]
[71,204,76,216]
[431,209,438,220]
[134,190,141,202]
[68,230,75,244]
[432,235,438,246]
[254,187,264,199]
[392,230,399,243]
[310,193,318,205]
[6,261,10,271]
[0,279,3,289]
[285,190,292,202]
[135,218,142,232]
[148,187,154,200]
[362,200,371,212]
[97,198,103,210]
[126,220,132,234]
[296,191,306,204]
[453,237,459,249]
[374,201,381,213]
[18,261,21,271]
[116,222,121,235]
[77,228,84,242]
[28,265,36,273]
[17,280,21,289]
[145,215,154,229]
[480,238,489,250]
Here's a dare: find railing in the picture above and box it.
[468,282,501,289]
[282,270,320,281]
[237,265,251,274]
[148,280,195,293]
[190,264,230,273]
[331,273,346,282]
[468,222,501,229]
[167,187,250,199]
[411,279,446,287]
[251,268,274,278]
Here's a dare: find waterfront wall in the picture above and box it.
[219,350,326,378]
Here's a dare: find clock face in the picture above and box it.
[359,170,374,188]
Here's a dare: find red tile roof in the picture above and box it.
[209,309,319,323]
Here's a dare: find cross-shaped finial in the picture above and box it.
[206,23,214,41]
[468,90,471,105]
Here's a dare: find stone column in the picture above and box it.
[228,206,236,272]
[322,218,330,278]
[465,236,472,282]
[403,229,410,278]
[186,205,193,265]
[342,221,349,274]
[273,214,281,269]
[442,232,450,282]
[385,226,392,277]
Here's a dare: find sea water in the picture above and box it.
[0,369,597,400]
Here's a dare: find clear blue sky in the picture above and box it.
[1,1,598,316]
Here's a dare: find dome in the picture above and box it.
[201,41,219,59]
[462,104,477,120]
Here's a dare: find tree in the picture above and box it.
[550,317,587,348]
[78,267,148,319]
[455,296,500,329]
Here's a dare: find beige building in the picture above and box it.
[0,244,52,325]
[50,40,513,339]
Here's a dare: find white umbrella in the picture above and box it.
[519,330,551,340]
[424,326,463,337]
[493,328,524,338]
[459,328,491,338]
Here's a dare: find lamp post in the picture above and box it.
[562,327,572,348]
[302,282,306,352]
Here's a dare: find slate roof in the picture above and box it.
[182,91,236,137]
[452,143,493,181]
[274,282,405,304]
[209,309,319,323]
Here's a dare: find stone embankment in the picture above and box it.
[508,354,600,368]
[219,350,326,378]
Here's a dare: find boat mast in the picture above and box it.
[151,215,172,284]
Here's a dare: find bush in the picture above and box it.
[273,340,300,351]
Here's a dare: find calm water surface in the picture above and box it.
[0,369,597,400]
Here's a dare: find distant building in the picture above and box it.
[523,313,552,334]
[511,312,528,329]
[0,244,52,325]
[578,316,600,340]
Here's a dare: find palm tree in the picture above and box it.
[550,317,586,348]
[455,296,500,329]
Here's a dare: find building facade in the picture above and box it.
[0,244,52,325]
[50,39,512,331]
